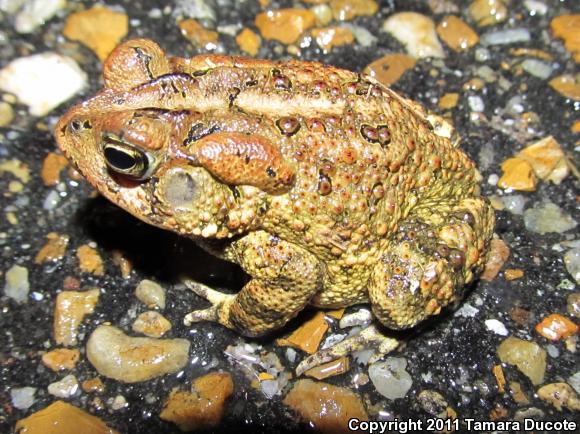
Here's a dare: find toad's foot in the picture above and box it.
[183,279,235,326]
[295,324,399,376]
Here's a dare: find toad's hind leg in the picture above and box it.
[370,197,495,329]
[184,231,323,337]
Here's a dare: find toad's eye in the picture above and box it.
[102,137,153,180]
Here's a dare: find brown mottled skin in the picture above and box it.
[56,39,495,339]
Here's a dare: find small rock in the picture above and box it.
[305,357,350,380]
[569,372,580,394]
[382,12,445,59]
[173,0,216,23]
[255,9,316,45]
[498,158,536,191]
[10,386,36,410]
[497,337,546,385]
[132,311,172,338]
[3,264,30,303]
[35,232,69,264]
[283,379,368,434]
[568,293,580,318]
[438,92,459,109]
[159,372,234,431]
[311,3,332,26]
[110,395,127,411]
[76,244,104,276]
[537,383,580,411]
[517,136,569,184]
[436,15,479,52]
[14,400,119,434]
[551,15,580,63]
[339,308,372,328]
[41,152,69,186]
[111,250,132,278]
[469,0,508,27]
[523,201,577,235]
[63,5,129,62]
[504,268,524,281]
[535,314,579,341]
[14,0,65,34]
[53,288,100,346]
[0,159,30,183]
[521,59,553,79]
[42,348,80,371]
[81,377,105,394]
[481,238,510,281]
[468,95,485,112]
[179,19,219,49]
[48,374,79,398]
[135,279,166,309]
[363,54,416,86]
[236,28,261,56]
[485,319,509,336]
[417,390,448,418]
[343,24,377,47]
[499,195,528,215]
[0,52,86,116]
[86,325,190,383]
[330,0,378,22]
[368,357,413,400]
[481,28,531,46]
[0,101,14,126]
[277,311,330,354]
[311,27,354,52]
[524,0,548,16]
[549,75,580,100]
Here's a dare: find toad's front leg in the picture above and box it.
[184,230,323,337]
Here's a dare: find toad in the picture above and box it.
[55,39,494,372]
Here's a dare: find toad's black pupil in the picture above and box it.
[104,147,136,170]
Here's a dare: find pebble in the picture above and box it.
[535,314,579,341]
[48,374,79,398]
[497,337,546,385]
[76,244,104,276]
[368,357,413,400]
[481,28,531,46]
[41,152,69,186]
[135,279,166,309]
[550,15,580,63]
[255,9,316,45]
[283,379,368,434]
[0,52,87,116]
[42,348,80,371]
[504,268,524,281]
[34,232,69,264]
[498,158,536,191]
[537,383,580,411]
[10,386,36,410]
[178,19,219,49]
[53,288,100,346]
[344,24,377,47]
[311,27,354,52]
[382,12,445,59]
[14,0,65,34]
[14,400,119,434]
[523,201,577,235]
[86,325,190,383]
[438,92,459,109]
[569,371,580,394]
[481,238,510,281]
[549,74,580,100]
[339,308,372,328]
[467,95,485,112]
[110,395,128,411]
[564,250,580,284]
[0,0,27,14]
[82,377,105,394]
[305,357,350,380]
[568,293,580,317]
[364,54,416,86]
[417,389,448,418]
[43,190,61,210]
[521,59,552,79]
[173,0,216,24]
[159,372,234,431]
[436,15,479,52]
[517,136,569,184]
[277,311,330,354]
[0,101,14,126]
[63,5,129,62]
[236,28,261,56]
[330,0,378,21]
[0,159,30,183]
[311,3,332,26]
[132,311,172,338]
[524,0,548,16]
[500,194,528,215]
[468,0,508,27]
[485,319,509,336]
[3,264,29,303]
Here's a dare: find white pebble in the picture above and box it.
[10,386,36,410]
[47,374,79,398]
[339,308,373,328]
[524,0,548,16]
[344,24,377,47]
[14,0,65,33]
[485,319,509,336]
[481,29,531,46]
[135,279,166,309]
[546,344,559,358]
[521,59,553,79]
[468,95,485,112]
[0,0,26,14]
[110,394,128,410]
[455,303,479,318]
[43,189,60,210]
[564,248,580,284]
[382,12,445,59]
[369,357,413,400]
[568,371,580,394]
[524,201,577,234]
[3,264,29,303]
[0,52,87,116]
[500,195,528,215]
